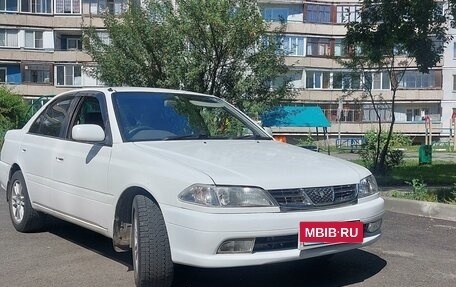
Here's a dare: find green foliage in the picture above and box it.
[376,161,456,186]
[0,86,28,140]
[404,179,436,202]
[434,184,456,204]
[83,0,293,117]
[390,179,456,204]
[359,131,411,171]
[345,0,450,74]
[296,135,315,147]
[340,0,452,175]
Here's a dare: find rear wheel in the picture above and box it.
[131,195,173,287]
[8,170,46,232]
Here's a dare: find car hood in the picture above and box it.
[133,140,371,190]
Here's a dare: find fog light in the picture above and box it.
[366,219,382,233]
[217,239,255,254]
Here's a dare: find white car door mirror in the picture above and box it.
[72,124,106,142]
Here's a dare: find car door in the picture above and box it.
[20,95,77,210]
[50,92,113,231]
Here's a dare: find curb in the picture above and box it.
[382,196,456,222]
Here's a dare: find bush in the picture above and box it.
[405,179,437,202]
[359,131,411,171]
[0,86,28,141]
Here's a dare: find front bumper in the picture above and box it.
[161,195,384,268]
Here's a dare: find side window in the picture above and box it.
[72,97,105,136]
[29,97,74,138]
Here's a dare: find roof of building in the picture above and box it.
[261,106,331,128]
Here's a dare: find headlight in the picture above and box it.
[358,175,379,198]
[178,184,277,207]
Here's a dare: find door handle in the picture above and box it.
[56,157,64,162]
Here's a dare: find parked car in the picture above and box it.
[0,88,384,287]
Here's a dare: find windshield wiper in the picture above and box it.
[162,134,209,141]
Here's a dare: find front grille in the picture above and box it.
[269,184,357,210]
[253,234,298,252]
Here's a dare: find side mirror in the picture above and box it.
[263,127,273,137]
[72,124,105,142]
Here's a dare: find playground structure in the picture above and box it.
[425,112,456,152]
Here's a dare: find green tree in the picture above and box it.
[340,0,451,174]
[83,0,293,117]
[0,86,28,140]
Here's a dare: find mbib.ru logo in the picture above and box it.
[299,222,363,244]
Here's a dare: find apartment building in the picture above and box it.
[1,0,455,140]
[0,0,130,99]
[259,0,454,140]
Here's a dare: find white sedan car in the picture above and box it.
[0,88,383,287]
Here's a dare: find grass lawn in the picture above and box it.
[375,160,456,186]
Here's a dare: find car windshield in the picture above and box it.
[112,91,271,142]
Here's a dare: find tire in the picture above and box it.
[8,170,46,232]
[131,195,173,287]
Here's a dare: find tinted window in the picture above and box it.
[29,97,73,137]
[72,97,105,131]
[112,92,269,142]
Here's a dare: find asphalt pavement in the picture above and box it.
[1,191,455,287]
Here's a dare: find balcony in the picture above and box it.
[0,49,92,63]
[0,13,85,28]
[293,89,443,103]
[53,50,92,62]
[6,84,74,97]
[270,22,347,36]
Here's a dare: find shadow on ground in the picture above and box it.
[47,217,386,287]
[173,249,386,287]
[47,217,133,270]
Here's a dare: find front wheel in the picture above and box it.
[8,170,46,232]
[131,195,173,287]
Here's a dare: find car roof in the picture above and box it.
[54,87,217,99]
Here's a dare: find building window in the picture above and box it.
[55,0,80,14]
[334,39,344,56]
[272,70,303,89]
[306,71,330,89]
[0,29,18,47]
[25,31,43,49]
[453,42,456,59]
[406,108,429,122]
[97,31,111,45]
[1,0,18,11]
[306,37,331,57]
[0,67,6,83]
[363,104,392,122]
[371,72,390,90]
[336,5,360,24]
[333,72,361,90]
[453,75,456,91]
[83,66,104,86]
[87,0,126,15]
[398,70,440,89]
[56,65,81,86]
[67,37,82,50]
[282,36,305,56]
[305,4,331,23]
[21,0,52,13]
[22,63,52,84]
[263,7,289,22]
